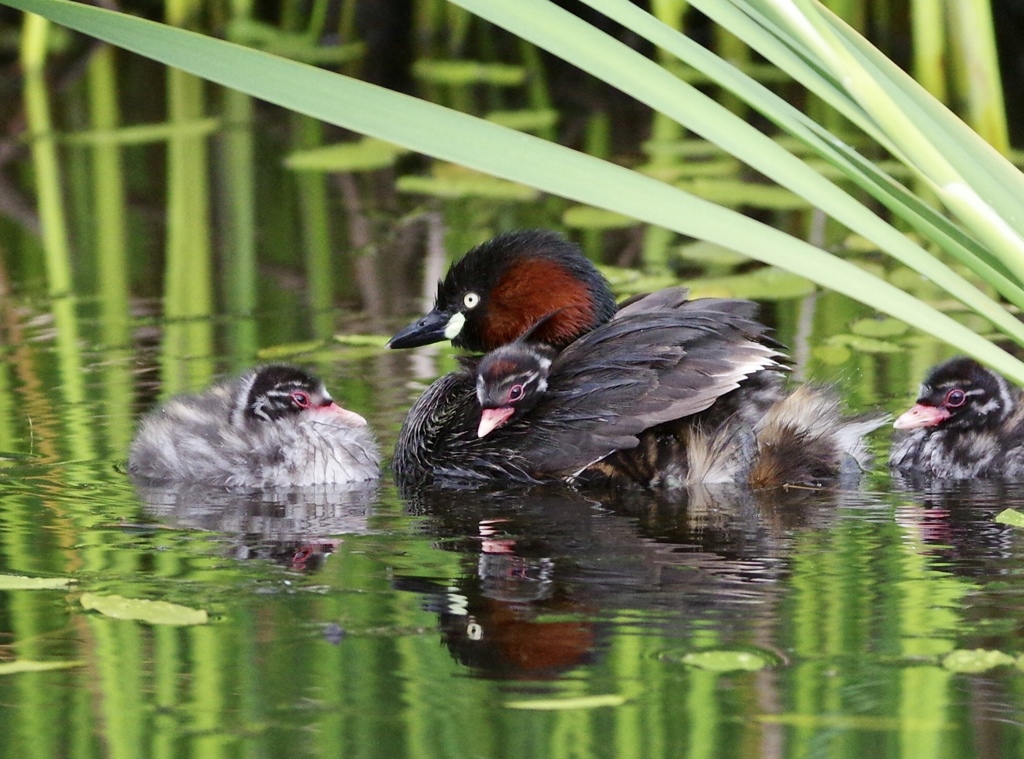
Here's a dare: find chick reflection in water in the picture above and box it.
[128,365,380,487]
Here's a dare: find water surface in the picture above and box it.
[3,299,1024,759]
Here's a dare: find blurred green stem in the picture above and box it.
[87,44,135,452]
[292,115,336,341]
[219,87,259,364]
[161,0,215,392]
[19,12,72,297]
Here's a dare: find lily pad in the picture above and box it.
[505,694,626,710]
[485,109,558,133]
[412,60,526,86]
[678,178,808,210]
[562,205,638,230]
[830,334,902,354]
[688,267,816,301]
[677,650,770,672]
[257,340,329,359]
[397,169,538,201]
[942,649,1015,673]
[80,593,209,626]
[840,234,881,254]
[640,158,739,183]
[333,334,390,347]
[599,265,681,296]
[0,660,83,676]
[850,317,909,338]
[995,508,1024,528]
[641,138,724,160]
[0,575,74,590]
[285,138,408,172]
[226,19,365,64]
[675,240,749,272]
[813,343,853,365]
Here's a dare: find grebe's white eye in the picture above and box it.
[290,390,312,409]
[507,384,524,403]
[463,292,481,309]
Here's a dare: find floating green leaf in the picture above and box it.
[850,317,910,338]
[80,593,209,626]
[505,694,626,710]
[412,60,526,86]
[485,109,558,132]
[0,574,74,590]
[641,158,739,183]
[397,169,539,201]
[942,648,1015,673]
[676,240,749,272]
[688,267,816,301]
[256,340,328,359]
[285,138,408,172]
[0,660,83,675]
[829,334,902,354]
[600,265,681,296]
[678,649,770,672]
[995,508,1024,528]
[333,334,390,347]
[226,19,365,64]
[562,205,639,230]
[813,343,853,365]
[678,177,808,210]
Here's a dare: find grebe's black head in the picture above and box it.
[242,365,366,427]
[388,230,617,353]
[894,356,1015,432]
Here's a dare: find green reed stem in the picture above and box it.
[293,115,336,341]
[947,0,1008,154]
[88,617,146,759]
[911,0,946,101]
[19,13,72,298]
[87,45,136,452]
[51,298,95,463]
[86,48,130,320]
[161,0,215,393]
[219,87,259,363]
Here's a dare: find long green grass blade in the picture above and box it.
[735,0,1024,277]
[779,0,1024,274]
[5,0,1024,381]
[504,0,1024,338]
[584,0,1024,302]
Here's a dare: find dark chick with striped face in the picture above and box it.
[128,365,380,487]
[475,342,555,438]
[890,356,1024,479]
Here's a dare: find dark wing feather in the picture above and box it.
[519,289,783,476]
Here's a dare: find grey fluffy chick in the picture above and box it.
[890,356,1024,480]
[128,365,380,487]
